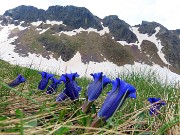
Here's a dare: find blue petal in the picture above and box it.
[87,73,111,102]
[38,72,54,90]
[128,93,136,98]
[87,79,102,101]
[90,72,103,82]
[39,72,46,77]
[38,78,49,90]
[102,75,111,87]
[60,72,79,83]
[65,81,81,100]
[46,78,61,94]
[59,74,67,83]
[67,72,79,81]
[59,73,81,100]
[8,74,26,87]
[46,87,55,94]
[148,98,161,103]
[98,78,136,120]
[39,71,54,79]
[46,73,54,79]
[148,97,166,116]
[98,78,121,120]
[149,107,157,116]
[56,89,68,102]
[51,77,61,84]
[18,75,26,83]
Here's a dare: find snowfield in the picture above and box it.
[0,22,179,86]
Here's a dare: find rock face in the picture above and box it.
[4,5,46,22]
[171,29,180,38]
[3,5,102,30]
[102,15,138,43]
[137,21,160,36]
[137,21,180,68]
[46,6,102,30]
[157,29,180,68]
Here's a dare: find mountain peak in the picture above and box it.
[3,5,103,30]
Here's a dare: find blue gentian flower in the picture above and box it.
[38,71,54,90]
[56,72,81,102]
[148,97,166,116]
[46,77,61,94]
[8,74,26,87]
[97,78,136,122]
[82,72,111,113]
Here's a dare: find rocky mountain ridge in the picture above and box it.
[0,5,179,75]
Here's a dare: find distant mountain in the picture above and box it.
[3,5,102,30]
[0,5,179,80]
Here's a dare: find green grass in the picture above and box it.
[0,59,179,135]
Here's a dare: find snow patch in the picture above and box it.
[118,27,170,65]
[0,23,26,32]
[59,25,109,37]
[0,49,179,86]
[46,20,65,26]
[117,41,135,46]
[39,28,50,34]
[31,21,43,27]
[133,27,169,65]
[32,20,66,27]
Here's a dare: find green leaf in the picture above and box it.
[15,109,24,118]
[54,127,70,135]
[26,119,38,127]
[158,116,180,134]
[0,116,7,121]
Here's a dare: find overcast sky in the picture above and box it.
[0,0,179,30]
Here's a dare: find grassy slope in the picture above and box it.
[14,28,134,65]
[0,59,179,135]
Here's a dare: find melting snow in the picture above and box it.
[0,23,179,86]
[118,27,170,65]
[46,20,64,26]
[31,20,65,27]
[117,41,135,46]
[58,22,109,36]
[31,20,109,36]
[31,21,43,27]
[39,28,50,34]
[132,27,169,65]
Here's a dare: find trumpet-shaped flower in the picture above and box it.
[97,78,136,122]
[148,97,166,116]
[8,74,26,87]
[82,72,111,113]
[56,73,81,102]
[46,77,61,94]
[38,71,54,90]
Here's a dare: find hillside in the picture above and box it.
[0,5,180,85]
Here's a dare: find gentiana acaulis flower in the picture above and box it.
[56,72,81,102]
[82,72,111,113]
[46,77,61,94]
[38,71,54,90]
[8,74,26,87]
[91,78,136,128]
[148,97,166,116]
